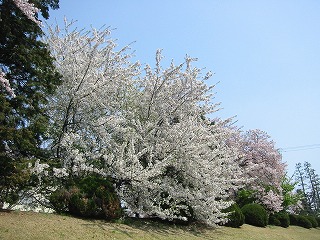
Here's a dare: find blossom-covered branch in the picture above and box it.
[13,0,41,25]
[0,70,16,98]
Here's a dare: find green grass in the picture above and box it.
[0,211,320,240]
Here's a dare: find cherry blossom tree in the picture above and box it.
[43,20,139,161]
[231,129,286,212]
[105,52,245,225]
[35,22,246,226]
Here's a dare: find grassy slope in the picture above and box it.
[0,211,320,240]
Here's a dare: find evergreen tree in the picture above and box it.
[0,0,60,208]
[303,162,320,214]
[295,162,320,215]
[295,163,311,213]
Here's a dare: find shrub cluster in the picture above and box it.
[241,203,268,227]
[289,214,312,229]
[49,174,121,219]
[304,215,318,228]
[269,211,290,228]
[269,214,280,226]
[223,202,319,229]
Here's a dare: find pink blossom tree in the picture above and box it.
[232,129,286,212]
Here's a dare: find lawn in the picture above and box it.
[0,211,319,240]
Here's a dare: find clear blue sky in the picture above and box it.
[45,0,320,177]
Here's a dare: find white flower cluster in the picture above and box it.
[52,167,68,178]
[0,70,16,98]
[37,21,247,226]
[29,159,49,185]
[13,0,41,26]
[30,159,49,177]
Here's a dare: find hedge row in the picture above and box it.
[289,214,318,229]
[225,203,319,229]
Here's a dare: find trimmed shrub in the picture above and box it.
[241,203,268,227]
[224,203,245,228]
[315,217,320,227]
[278,212,290,228]
[304,215,318,228]
[269,214,281,226]
[290,214,314,229]
[49,188,70,213]
[296,216,312,229]
[269,212,290,228]
[50,174,121,219]
[289,214,298,225]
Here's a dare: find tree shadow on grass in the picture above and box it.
[65,214,220,239]
[117,217,215,238]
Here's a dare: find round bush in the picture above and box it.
[269,214,281,226]
[289,214,298,225]
[296,215,312,229]
[50,174,121,219]
[224,203,245,228]
[270,212,290,228]
[315,217,320,227]
[241,203,268,227]
[49,188,70,213]
[304,215,318,228]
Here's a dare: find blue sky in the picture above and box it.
[45,0,320,177]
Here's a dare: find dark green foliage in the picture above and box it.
[0,0,61,157]
[269,215,281,226]
[236,189,255,208]
[276,212,290,228]
[241,203,268,227]
[224,203,245,228]
[0,154,32,207]
[289,214,298,225]
[304,215,318,228]
[49,188,69,213]
[281,176,302,212]
[315,217,320,227]
[50,174,122,219]
[0,0,60,207]
[296,216,312,229]
[295,162,320,216]
[290,214,312,229]
[269,212,290,228]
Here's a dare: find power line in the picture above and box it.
[279,144,320,153]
